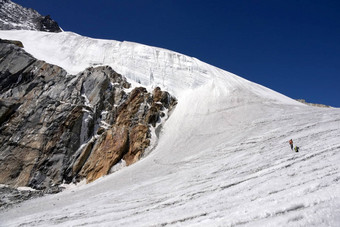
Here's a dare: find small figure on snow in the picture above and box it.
[294,146,299,152]
[289,139,293,150]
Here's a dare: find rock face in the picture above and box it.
[0,38,24,48]
[296,99,330,108]
[0,0,62,32]
[0,184,43,210]
[0,41,176,190]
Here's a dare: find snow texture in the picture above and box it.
[0,30,297,103]
[0,30,339,226]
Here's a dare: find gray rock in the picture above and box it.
[0,0,62,32]
[0,184,44,210]
[0,41,177,192]
[0,38,24,48]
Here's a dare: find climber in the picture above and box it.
[289,139,293,150]
[294,146,299,152]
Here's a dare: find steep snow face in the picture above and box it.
[0,30,339,226]
[0,1,61,32]
[0,30,296,105]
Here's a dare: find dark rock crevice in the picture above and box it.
[0,100,21,126]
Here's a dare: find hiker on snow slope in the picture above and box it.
[289,139,293,150]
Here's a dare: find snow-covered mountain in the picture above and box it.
[0,2,340,225]
[0,0,61,32]
[1,29,339,226]
[0,30,296,105]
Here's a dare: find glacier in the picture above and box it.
[0,30,339,226]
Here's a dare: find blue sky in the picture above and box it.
[14,0,340,107]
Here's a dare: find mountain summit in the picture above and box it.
[0,0,62,32]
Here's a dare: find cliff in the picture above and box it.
[0,41,176,193]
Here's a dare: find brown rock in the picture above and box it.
[0,144,39,187]
[79,125,129,183]
[153,87,163,103]
[145,105,160,127]
[124,124,150,165]
[116,87,148,126]
[72,140,95,176]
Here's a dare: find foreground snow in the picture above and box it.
[0,30,339,226]
[1,82,339,226]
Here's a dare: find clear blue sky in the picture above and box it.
[14,0,340,107]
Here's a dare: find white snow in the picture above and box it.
[0,30,298,104]
[0,30,339,226]
[0,184,36,192]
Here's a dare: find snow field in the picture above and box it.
[1,79,339,226]
[0,30,339,226]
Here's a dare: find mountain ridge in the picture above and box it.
[0,30,300,108]
[0,0,61,32]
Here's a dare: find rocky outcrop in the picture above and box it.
[34,15,62,33]
[0,38,24,48]
[0,0,62,32]
[77,85,176,183]
[296,99,330,108]
[0,41,176,190]
[0,184,43,210]
[78,126,130,182]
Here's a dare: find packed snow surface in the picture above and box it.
[0,30,339,226]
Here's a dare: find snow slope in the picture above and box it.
[0,30,339,226]
[0,30,296,103]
